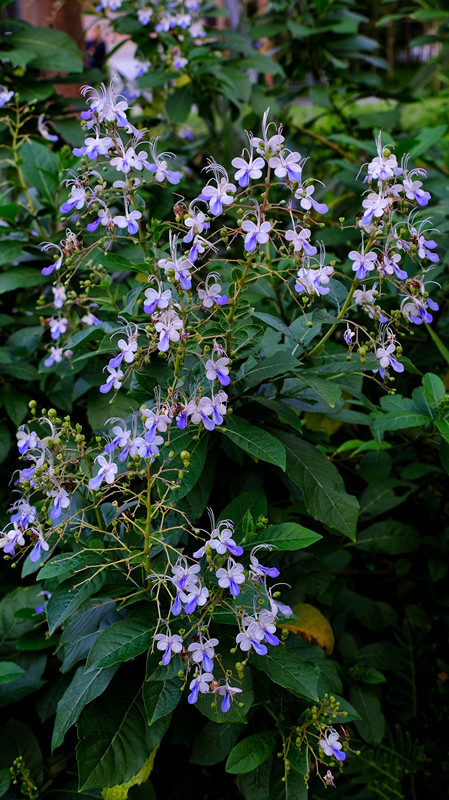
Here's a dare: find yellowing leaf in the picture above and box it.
[101,745,159,800]
[176,73,191,88]
[278,603,335,655]
[304,412,342,435]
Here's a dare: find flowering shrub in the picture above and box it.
[1,73,449,800]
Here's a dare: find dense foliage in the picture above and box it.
[0,2,448,799]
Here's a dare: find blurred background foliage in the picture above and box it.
[0,0,448,798]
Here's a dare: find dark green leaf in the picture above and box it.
[85,610,156,670]
[253,648,319,701]
[244,522,321,551]
[52,665,118,749]
[0,661,25,684]
[191,722,245,765]
[7,25,83,72]
[226,732,275,774]
[46,574,106,636]
[277,432,359,539]
[222,417,286,470]
[142,676,182,724]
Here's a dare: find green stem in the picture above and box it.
[306,279,358,360]
[225,255,253,353]
[144,469,153,575]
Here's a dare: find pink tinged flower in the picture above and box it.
[343,326,354,345]
[205,356,231,386]
[200,179,236,216]
[214,681,243,713]
[144,282,172,314]
[216,557,246,597]
[154,629,183,666]
[100,365,124,394]
[153,309,183,352]
[88,454,118,490]
[366,154,399,182]
[188,672,214,704]
[348,248,377,280]
[241,219,272,252]
[285,227,317,256]
[82,310,101,326]
[319,728,346,762]
[294,184,328,214]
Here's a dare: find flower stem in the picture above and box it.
[306,279,358,360]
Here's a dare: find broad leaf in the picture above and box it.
[52,665,118,749]
[191,722,245,765]
[76,688,166,790]
[277,432,359,539]
[226,732,275,774]
[253,647,319,701]
[244,522,321,551]
[142,676,182,724]
[85,610,156,671]
[222,417,286,470]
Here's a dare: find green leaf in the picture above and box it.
[0,653,46,708]
[354,520,419,555]
[7,25,83,72]
[298,375,342,408]
[236,758,271,800]
[276,432,359,539]
[435,418,449,445]
[0,767,10,796]
[52,665,118,749]
[422,373,446,408]
[46,574,106,636]
[143,677,182,724]
[2,384,28,425]
[191,722,245,765]
[350,686,385,745]
[76,688,166,790]
[0,720,43,787]
[0,266,47,294]
[0,239,24,265]
[238,353,299,389]
[222,417,286,471]
[0,586,44,657]
[244,522,321,551]
[0,661,25,684]
[0,423,11,463]
[269,758,308,800]
[85,610,156,671]
[166,84,194,123]
[226,732,275,774]
[20,139,60,206]
[253,648,319,701]
[373,411,431,435]
[234,54,284,76]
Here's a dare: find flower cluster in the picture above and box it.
[150,510,292,713]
